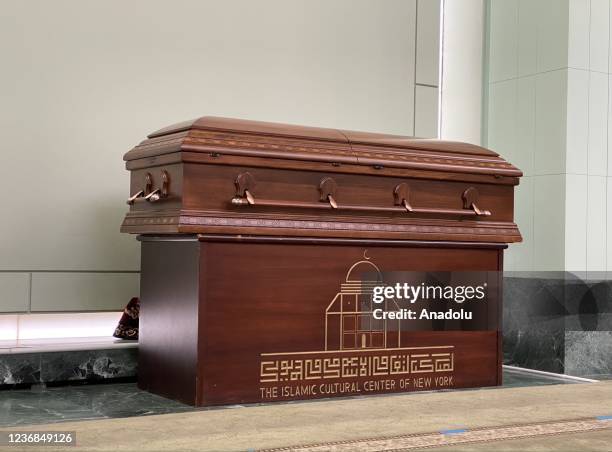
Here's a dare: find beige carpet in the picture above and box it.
[416,428,612,451]
[261,418,612,451]
[2,381,611,452]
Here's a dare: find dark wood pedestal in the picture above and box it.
[137,234,504,407]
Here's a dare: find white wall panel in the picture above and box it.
[504,176,534,271]
[516,76,536,176]
[440,0,484,144]
[534,175,566,271]
[589,0,610,73]
[414,85,439,138]
[588,71,609,176]
[487,0,612,273]
[31,272,139,312]
[517,0,538,77]
[609,0,612,73]
[586,176,607,272]
[534,70,568,175]
[488,80,517,159]
[607,74,612,176]
[0,273,30,313]
[606,177,612,271]
[566,69,589,175]
[536,0,569,72]
[489,0,518,82]
[416,0,441,86]
[564,175,588,272]
[568,0,590,70]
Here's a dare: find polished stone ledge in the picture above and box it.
[0,347,137,387]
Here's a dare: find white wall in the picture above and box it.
[565,0,612,276]
[486,0,612,275]
[415,0,442,138]
[486,0,569,272]
[0,0,441,316]
[440,0,485,144]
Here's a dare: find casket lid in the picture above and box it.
[147,116,349,143]
[125,116,521,178]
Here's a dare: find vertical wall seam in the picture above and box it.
[588,0,592,71]
[587,73,591,275]
[531,9,537,272]
[513,0,520,264]
[28,272,32,313]
[437,0,445,138]
[535,0,540,83]
[532,1,539,271]
[481,0,491,146]
[534,0,544,270]
[531,153,537,269]
[604,0,611,273]
[515,0,520,81]
[16,310,21,342]
[413,0,419,136]
[585,1,592,275]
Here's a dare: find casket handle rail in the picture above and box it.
[127,171,170,205]
[231,172,491,217]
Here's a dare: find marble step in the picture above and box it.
[0,337,137,387]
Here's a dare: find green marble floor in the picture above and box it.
[0,368,582,427]
[0,382,192,427]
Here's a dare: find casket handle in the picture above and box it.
[393,183,413,212]
[319,177,338,209]
[126,171,170,204]
[143,189,161,202]
[233,172,256,205]
[126,172,152,205]
[230,175,491,217]
[126,190,144,205]
[462,186,490,216]
[144,171,170,203]
[393,183,491,217]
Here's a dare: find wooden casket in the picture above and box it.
[121,116,522,406]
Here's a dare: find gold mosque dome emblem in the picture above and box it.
[325,257,401,351]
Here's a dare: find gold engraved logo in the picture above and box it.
[325,259,401,350]
[259,254,455,394]
[260,349,454,383]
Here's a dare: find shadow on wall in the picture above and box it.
[503,273,612,377]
